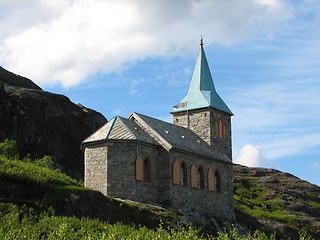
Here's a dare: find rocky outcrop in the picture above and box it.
[0,67,107,179]
[233,164,320,239]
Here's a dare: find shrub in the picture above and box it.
[0,139,18,159]
[0,155,79,186]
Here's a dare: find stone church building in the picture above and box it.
[82,40,234,220]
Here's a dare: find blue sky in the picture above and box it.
[0,0,319,186]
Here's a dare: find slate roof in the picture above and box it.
[82,112,231,163]
[130,112,231,163]
[171,39,233,115]
[82,116,158,146]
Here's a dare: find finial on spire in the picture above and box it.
[200,35,203,47]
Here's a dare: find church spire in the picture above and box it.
[171,39,233,115]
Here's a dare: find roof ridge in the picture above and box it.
[129,112,231,163]
[116,116,137,140]
[105,116,117,139]
[129,112,172,151]
[81,117,112,145]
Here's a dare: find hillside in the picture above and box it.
[1,140,319,239]
[0,67,107,179]
[0,154,188,239]
[233,164,320,239]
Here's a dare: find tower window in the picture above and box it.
[216,119,226,139]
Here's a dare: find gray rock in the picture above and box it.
[0,67,107,179]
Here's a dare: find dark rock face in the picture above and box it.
[0,67,107,179]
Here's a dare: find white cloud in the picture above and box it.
[311,162,320,169]
[230,49,320,162]
[0,0,293,88]
[235,144,265,167]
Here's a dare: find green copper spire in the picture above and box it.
[171,38,233,115]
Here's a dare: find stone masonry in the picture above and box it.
[172,107,232,160]
[84,138,234,219]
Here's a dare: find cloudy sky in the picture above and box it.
[1,0,319,186]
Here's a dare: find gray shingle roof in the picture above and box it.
[82,116,158,145]
[82,113,231,164]
[130,112,231,163]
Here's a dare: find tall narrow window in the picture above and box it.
[216,119,226,139]
[222,122,226,138]
[197,166,205,189]
[208,168,214,192]
[135,156,143,181]
[172,160,180,185]
[180,162,187,186]
[143,158,151,182]
[214,170,221,192]
[191,164,197,188]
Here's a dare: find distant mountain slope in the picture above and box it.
[0,66,42,90]
[233,164,320,239]
[0,67,107,179]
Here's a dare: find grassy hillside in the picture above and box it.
[0,140,317,239]
[0,156,284,240]
[233,164,320,239]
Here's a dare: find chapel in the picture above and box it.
[81,39,234,220]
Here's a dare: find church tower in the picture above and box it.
[171,39,233,160]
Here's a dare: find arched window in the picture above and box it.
[197,166,205,189]
[191,164,197,188]
[172,160,187,186]
[172,160,180,185]
[214,170,221,193]
[143,158,151,182]
[180,162,187,186]
[135,156,143,181]
[208,168,214,192]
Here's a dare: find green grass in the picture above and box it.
[0,202,289,240]
[0,155,79,187]
[234,177,299,224]
[0,139,316,239]
[233,175,320,239]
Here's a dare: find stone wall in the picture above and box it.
[84,139,234,221]
[84,142,108,195]
[172,107,232,160]
[85,141,171,204]
[107,141,168,203]
[168,150,234,220]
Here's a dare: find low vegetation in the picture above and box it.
[233,167,320,239]
[0,139,316,239]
